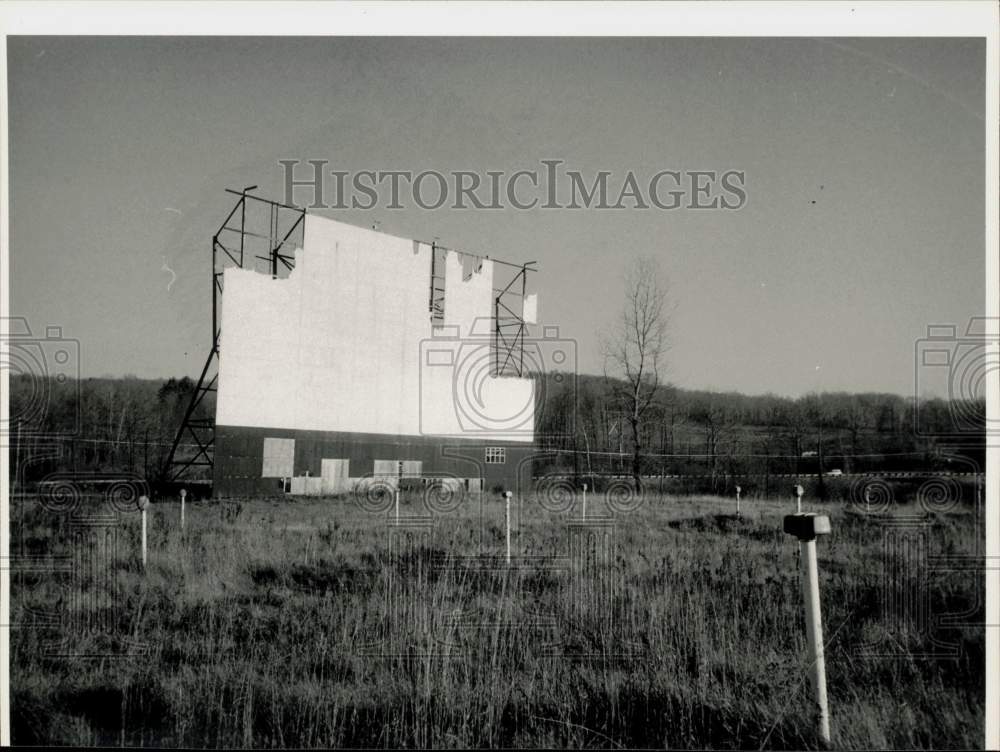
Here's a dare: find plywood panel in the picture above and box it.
[401,460,422,478]
[262,437,294,477]
[373,459,398,479]
[321,458,350,494]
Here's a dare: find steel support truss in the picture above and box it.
[494,261,536,377]
[426,240,536,378]
[162,188,305,482]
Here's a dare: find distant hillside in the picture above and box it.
[532,372,984,478]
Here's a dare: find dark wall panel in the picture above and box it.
[214,425,535,498]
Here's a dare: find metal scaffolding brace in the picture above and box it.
[162,188,305,482]
[494,261,536,377]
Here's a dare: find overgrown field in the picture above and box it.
[10,491,984,748]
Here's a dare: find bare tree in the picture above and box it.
[692,399,737,484]
[602,256,670,492]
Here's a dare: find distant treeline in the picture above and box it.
[533,373,984,481]
[9,374,212,485]
[7,372,984,486]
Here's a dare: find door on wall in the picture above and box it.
[320,458,350,494]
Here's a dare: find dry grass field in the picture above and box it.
[9,490,984,749]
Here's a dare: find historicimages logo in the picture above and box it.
[278,158,747,212]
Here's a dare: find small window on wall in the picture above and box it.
[485,447,506,464]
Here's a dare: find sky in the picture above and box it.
[7,36,986,397]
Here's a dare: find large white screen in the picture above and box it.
[215,215,534,442]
